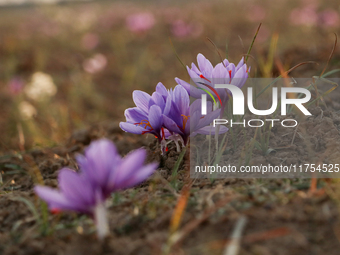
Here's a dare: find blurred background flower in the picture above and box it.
[290,6,318,26]
[319,9,340,27]
[83,54,107,74]
[170,19,203,38]
[81,33,100,50]
[18,101,37,120]
[8,77,24,95]
[126,12,155,33]
[24,72,57,101]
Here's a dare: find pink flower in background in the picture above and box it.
[82,33,100,50]
[171,20,203,38]
[8,77,24,95]
[319,9,340,27]
[290,6,318,26]
[248,5,266,22]
[83,54,107,74]
[126,12,155,33]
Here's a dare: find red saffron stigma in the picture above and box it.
[166,147,168,152]
[155,135,158,138]
[51,208,61,215]
[228,70,232,80]
[199,74,211,83]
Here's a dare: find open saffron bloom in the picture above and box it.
[175,53,249,113]
[35,139,157,240]
[163,85,228,147]
[120,82,171,152]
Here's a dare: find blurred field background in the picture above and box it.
[0,0,339,152]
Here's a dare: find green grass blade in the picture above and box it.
[245,23,261,63]
[11,196,41,224]
[257,61,317,98]
[321,69,340,78]
[170,147,187,186]
[169,37,186,70]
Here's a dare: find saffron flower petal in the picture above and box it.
[58,168,95,207]
[155,82,168,99]
[124,107,148,124]
[81,139,120,191]
[35,139,158,239]
[109,149,157,190]
[107,148,146,190]
[178,53,249,110]
[197,53,213,75]
[148,105,163,132]
[133,90,152,114]
[120,84,170,140]
[121,163,158,189]
[163,115,184,135]
[119,122,151,134]
[175,77,206,99]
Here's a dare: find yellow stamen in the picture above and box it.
[136,120,152,129]
[181,114,190,130]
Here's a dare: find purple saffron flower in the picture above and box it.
[175,53,249,115]
[163,85,228,147]
[121,83,228,153]
[120,82,170,144]
[35,139,157,239]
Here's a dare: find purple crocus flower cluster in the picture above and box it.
[176,53,249,115]
[35,139,157,239]
[120,53,248,153]
[120,82,228,153]
[34,53,249,240]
